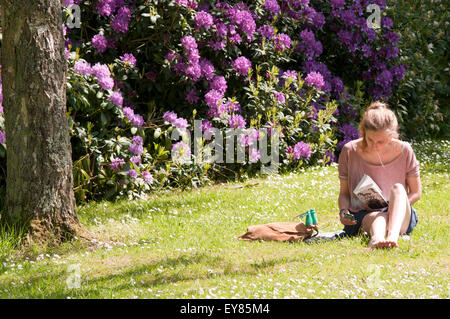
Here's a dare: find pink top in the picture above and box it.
[338,139,420,212]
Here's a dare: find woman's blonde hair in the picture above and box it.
[359,101,399,148]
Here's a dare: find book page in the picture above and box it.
[355,187,388,210]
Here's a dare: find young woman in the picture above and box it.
[337,101,422,249]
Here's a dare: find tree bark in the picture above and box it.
[0,0,80,244]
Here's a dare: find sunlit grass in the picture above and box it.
[0,139,448,298]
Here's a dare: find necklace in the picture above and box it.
[376,150,385,168]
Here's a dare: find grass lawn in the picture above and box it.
[0,139,448,299]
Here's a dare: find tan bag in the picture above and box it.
[238,221,317,242]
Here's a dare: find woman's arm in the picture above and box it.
[338,178,357,225]
[406,175,422,205]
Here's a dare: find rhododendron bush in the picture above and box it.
[0,0,406,202]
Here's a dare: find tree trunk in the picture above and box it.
[0,0,80,244]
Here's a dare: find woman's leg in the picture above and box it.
[384,183,412,247]
[361,211,388,248]
[362,183,411,249]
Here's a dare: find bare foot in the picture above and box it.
[372,239,398,249]
[368,237,384,249]
[384,235,399,248]
[368,236,399,249]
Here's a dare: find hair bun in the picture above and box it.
[368,101,388,110]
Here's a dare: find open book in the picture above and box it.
[353,174,388,210]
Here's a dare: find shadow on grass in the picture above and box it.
[86,252,297,292]
[1,251,306,298]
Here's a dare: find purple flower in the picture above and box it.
[111,7,131,34]
[184,62,202,82]
[375,69,393,88]
[228,114,246,129]
[162,110,187,129]
[219,100,241,115]
[340,10,357,27]
[215,22,228,37]
[232,56,252,76]
[91,34,108,53]
[74,60,92,76]
[132,135,143,145]
[142,171,154,184]
[195,11,214,29]
[92,63,114,90]
[240,11,256,40]
[209,39,226,51]
[96,0,122,16]
[305,71,325,89]
[238,128,259,147]
[381,17,394,29]
[298,29,322,60]
[249,148,261,163]
[390,65,407,81]
[130,156,141,164]
[123,107,144,127]
[175,0,196,8]
[129,135,144,155]
[130,114,144,127]
[339,124,359,140]
[99,77,114,90]
[228,25,242,44]
[331,77,345,96]
[228,8,256,41]
[210,75,227,93]
[202,120,215,139]
[274,33,291,51]
[173,117,188,130]
[127,169,138,179]
[123,107,134,119]
[258,25,274,39]
[199,58,215,81]
[201,120,213,132]
[330,0,345,9]
[361,44,373,58]
[92,63,111,78]
[304,7,325,30]
[0,130,5,144]
[384,31,399,44]
[110,157,125,171]
[165,51,176,62]
[62,0,75,6]
[273,91,285,104]
[283,70,297,80]
[180,36,200,65]
[382,46,399,60]
[108,91,123,107]
[181,35,198,52]
[205,89,223,109]
[285,146,294,155]
[120,53,137,67]
[302,61,332,93]
[337,29,353,47]
[337,124,359,149]
[264,0,280,15]
[163,111,178,123]
[293,141,312,160]
[185,88,199,104]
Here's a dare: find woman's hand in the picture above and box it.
[339,209,357,226]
